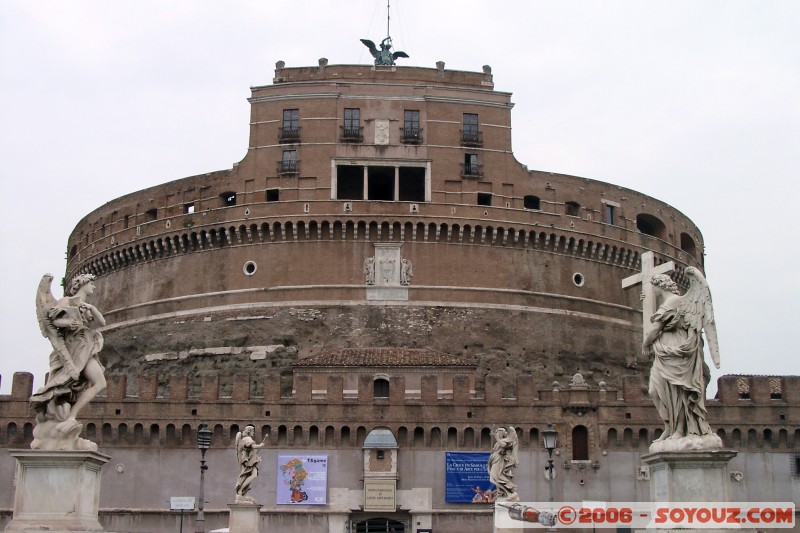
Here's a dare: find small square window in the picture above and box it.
[477,192,492,206]
[266,189,280,202]
[184,203,195,214]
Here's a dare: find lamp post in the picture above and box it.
[196,423,212,533]
[542,424,559,503]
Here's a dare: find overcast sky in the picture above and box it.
[1,1,798,395]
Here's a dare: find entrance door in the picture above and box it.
[352,517,407,533]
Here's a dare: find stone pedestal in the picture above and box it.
[640,449,753,533]
[4,449,110,533]
[641,449,736,502]
[227,503,262,533]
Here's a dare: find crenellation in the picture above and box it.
[421,375,438,404]
[516,373,534,403]
[485,374,502,403]
[168,374,188,401]
[717,375,740,403]
[293,373,312,403]
[783,376,800,403]
[10,372,33,400]
[750,376,773,404]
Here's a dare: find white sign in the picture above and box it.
[170,497,195,510]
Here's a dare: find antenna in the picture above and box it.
[387,0,391,40]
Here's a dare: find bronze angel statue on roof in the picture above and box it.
[30,273,107,451]
[360,37,409,66]
[642,267,723,452]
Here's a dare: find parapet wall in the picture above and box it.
[2,372,797,453]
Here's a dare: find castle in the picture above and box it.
[1,59,797,532]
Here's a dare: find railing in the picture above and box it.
[339,126,363,143]
[461,130,483,147]
[461,163,483,178]
[400,127,423,144]
[277,159,299,174]
[278,126,300,143]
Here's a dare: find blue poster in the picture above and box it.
[445,452,496,503]
[276,455,328,505]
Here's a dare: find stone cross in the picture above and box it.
[621,251,674,367]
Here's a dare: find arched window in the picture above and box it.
[374,378,390,398]
[572,425,589,460]
[524,195,541,210]
[636,214,667,239]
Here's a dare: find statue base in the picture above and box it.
[227,503,262,533]
[638,449,754,533]
[4,449,109,532]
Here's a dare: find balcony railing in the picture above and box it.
[400,127,423,144]
[339,126,363,143]
[460,130,483,147]
[461,163,483,178]
[277,159,299,175]
[278,126,301,143]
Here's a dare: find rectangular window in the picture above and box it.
[605,204,615,225]
[368,167,394,201]
[463,113,478,134]
[463,153,481,177]
[398,167,426,202]
[477,192,492,206]
[462,113,481,146]
[266,189,280,202]
[184,203,195,214]
[282,109,299,129]
[401,110,422,143]
[280,109,300,142]
[341,108,362,142]
[279,150,298,174]
[344,108,360,129]
[336,165,365,200]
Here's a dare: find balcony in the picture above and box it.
[460,130,483,147]
[461,163,483,178]
[400,127,423,144]
[278,126,301,143]
[340,126,363,143]
[277,159,299,175]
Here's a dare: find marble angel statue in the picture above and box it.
[487,426,519,501]
[235,424,268,503]
[30,273,107,451]
[642,267,722,452]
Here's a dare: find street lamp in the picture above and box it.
[196,423,212,533]
[542,424,559,503]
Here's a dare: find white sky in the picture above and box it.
[1,1,798,395]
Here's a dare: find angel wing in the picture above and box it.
[360,39,380,59]
[235,431,243,468]
[507,426,519,466]
[676,267,720,368]
[36,274,77,378]
[392,51,410,60]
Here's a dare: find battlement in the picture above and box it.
[2,372,797,453]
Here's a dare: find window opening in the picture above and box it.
[265,189,280,202]
[373,378,389,398]
[477,192,492,206]
[680,233,697,258]
[401,110,422,143]
[184,203,195,214]
[524,195,541,210]
[605,204,615,225]
[636,214,667,239]
[463,153,481,177]
[341,108,362,142]
[280,108,300,142]
[279,150,298,174]
[572,425,589,460]
[220,192,237,206]
[337,165,365,200]
[368,167,394,201]
[462,113,482,146]
[145,208,157,221]
[398,167,425,202]
[565,201,581,217]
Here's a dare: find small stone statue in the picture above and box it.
[364,257,376,285]
[487,426,519,502]
[235,424,268,503]
[30,273,107,451]
[360,37,409,66]
[643,268,722,452]
[400,258,413,285]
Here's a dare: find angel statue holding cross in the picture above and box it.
[640,267,723,453]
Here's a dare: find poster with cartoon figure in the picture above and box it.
[276,455,328,505]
